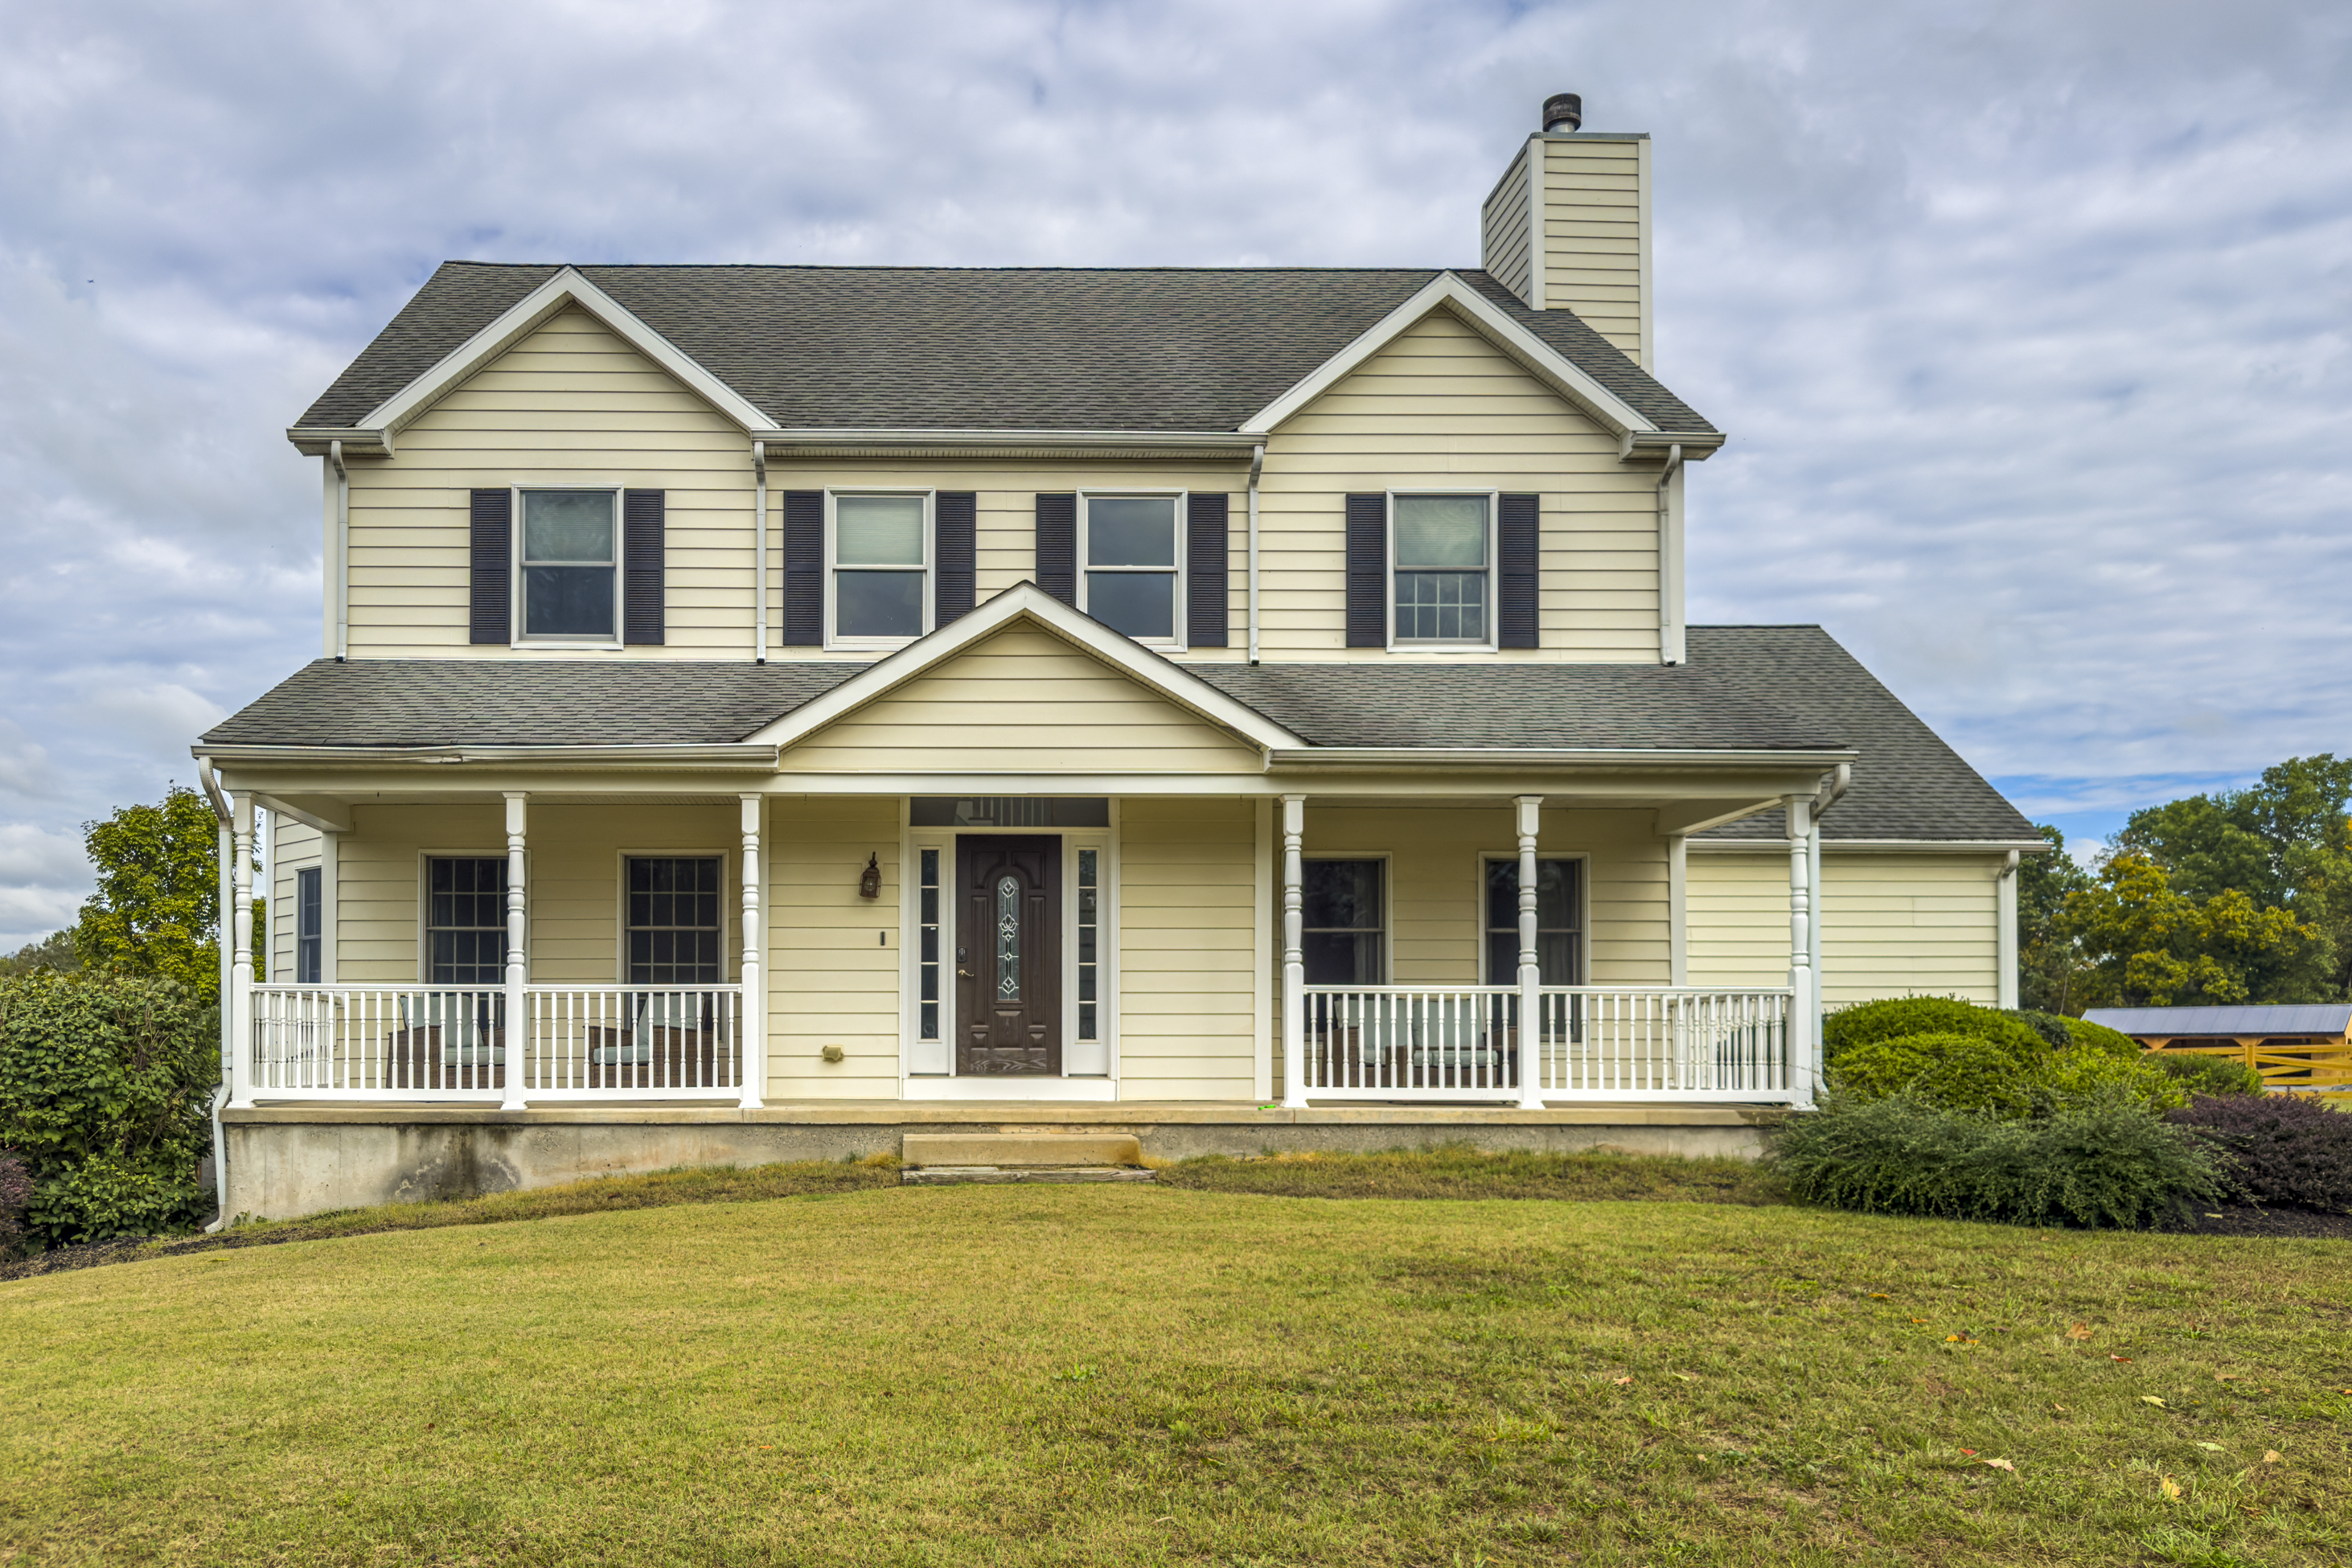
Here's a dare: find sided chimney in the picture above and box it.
[1480,92,1652,368]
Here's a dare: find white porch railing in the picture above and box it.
[248,984,746,1102]
[1297,985,1796,1104]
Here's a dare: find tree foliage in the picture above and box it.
[2018,824,2093,1013]
[72,785,224,1003]
[1,930,80,979]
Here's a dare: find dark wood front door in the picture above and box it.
[956,835,1061,1076]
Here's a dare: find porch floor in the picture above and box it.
[224,1099,1783,1128]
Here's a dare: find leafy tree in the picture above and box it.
[72,786,226,1003]
[2112,754,2352,1000]
[1,930,80,978]
[2018,823,2093,1013]
[2064,851,2329,1008]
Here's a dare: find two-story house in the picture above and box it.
[197,94,2041,1218]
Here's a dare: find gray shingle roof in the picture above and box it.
[2085,1004,2352,1038]
[201,646,1835,755]
[294,263,1716,437]
[1689,626,2037,844]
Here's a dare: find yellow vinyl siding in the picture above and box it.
[267,816,321,983]
[344,306,755,659]
[1480,141,1535,304]
[766,798,901,1099]
[1686,850,2005,1004]
[1258,310,1660,661]
[780,622,1263,774]
[1297,805,1668,985]
[1117,798,1257,1099]
[1541,138,1645,362]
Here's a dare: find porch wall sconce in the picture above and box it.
[858,853,881,901]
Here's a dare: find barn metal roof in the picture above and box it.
[2085,1004,2352,1037]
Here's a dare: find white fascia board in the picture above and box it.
[195,742,781,769]
[354,266,780,441]
[758,429,1256,458]
[1238,272,1656,442]
[1268,746,1854,771]
[745,582,1307,753]
[1685,837,2054,854]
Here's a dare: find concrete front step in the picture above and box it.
[901,1166,1157,1186]
[901,1132,1143,1168]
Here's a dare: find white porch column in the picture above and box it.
[501,792,528,1110]
[1786,794,1816,1107]
[738,793,766,1110]
[1279,794,1307,1109]
[1666,834,1689,985]
[1996,849,2021,1009]
[228,794,254,1110]
[1514,795,1545,1109]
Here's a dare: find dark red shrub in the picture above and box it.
[2169,1094,2352,1213]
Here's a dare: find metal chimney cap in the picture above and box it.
[1542,92,1582,133]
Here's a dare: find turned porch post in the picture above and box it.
[1786,794,1816,1107]
[1279,794,1307,1109]
[1514,795,1545,1110]
[502,792,528,1110]
[738,794,765,1109]
[228,793,255,1109]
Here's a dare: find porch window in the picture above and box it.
[1393,495,1490,644]
[626,857,724,984]
[1302,859,1384,984]
[917,848,942,1042]
[1483,858,1582,985]
[520,489,618,639]
[295,866,322,984]
[1080,494,1182,644]
[427,857,507,984]
[831,492,930,643]
[1077,848,1099,1042]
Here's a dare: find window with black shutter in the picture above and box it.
[1498,493,1539,649]
[1186,492,1229,647]
[1034,493,1077,604]
[781,490,824,645]
[1344,494,1388,647]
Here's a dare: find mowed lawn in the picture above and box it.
[3,1184,2349,1566]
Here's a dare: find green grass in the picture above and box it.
[1159,1144,1783,1204]
[3,1178,2348,1565]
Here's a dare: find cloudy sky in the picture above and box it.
[2,0,2348,946]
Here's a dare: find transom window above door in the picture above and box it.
[1392,494,1492,646]
[1080,493,1182,645]
[519,490,618,640]
[830,492,930,645]
[626,856,724,984]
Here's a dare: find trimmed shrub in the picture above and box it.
[1829,1032,2038,1118]
[2170,1094,2352,1213]
[1771,1094,2224,1229]
[2005,1009,2076,1051]
[0,1151,29,1252]
[1822,996,2049,1065]
[2061,1016,2142,1059]
[2036,1046,2189,1115]
[2148,1052,2266,1099]
[0,971,219,1246]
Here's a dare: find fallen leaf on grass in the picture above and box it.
[2214,1373,2239,1381]
[2141,1397,2167,1409]
[2264,1451,2284,1464]
[2160,1476,2183,1499]
[2196,1442,2225,1451]
[2066,1323,2093,1340]
[2049,1402,2068,1413]
[2110,1354,2133,1363]
[1945,1332,1979,1344]
[1981,1458,2015,1472]
[1670,1373,1697,1382]
[1909,1318,1929,1325]
[1868,1293,1890,1299]
[1612,1376,1634,1386]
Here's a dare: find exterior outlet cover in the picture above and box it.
[821,1044,846,1063]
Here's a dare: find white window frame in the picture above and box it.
[511,485,624,651]
[1077,489,1188,651]
[1300,851,1393,985]
[611,849,735,985]
[825,488,934,651]
[1475,849,1591,987]
[415,848,527,985]
[1386,488,1500,652]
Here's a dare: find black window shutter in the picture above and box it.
[1035,494,1077,605]
[1498,493,1539,650]
[469,489,511,645]
[622,490,665,645]
[935,491,976,626]
[1344,494,1388,648]
[1186,493,1229,647]
[781,491,823,646]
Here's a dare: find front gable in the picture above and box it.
[778,621,1266,775]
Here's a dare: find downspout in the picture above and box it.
[198,759,232,1232]
[1246,441,1265,664]
[752,441,768,664]
[1996,849,2021,1008]
[1656,442,1685,666]
[1806,763,1849,1006]
[329,441,350,662]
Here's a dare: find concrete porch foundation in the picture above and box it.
[219,1101,1785,1221]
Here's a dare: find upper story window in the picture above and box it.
[1392,493,1493,646]
[520,490,619,642]
[829,491,931,647]
[1080,492,1184,647]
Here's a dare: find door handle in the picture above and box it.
[957,968,975,979]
